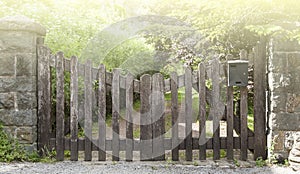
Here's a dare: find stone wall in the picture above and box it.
[0,16,46,151]
[268,38,300,161]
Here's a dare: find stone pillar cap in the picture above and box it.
[0,15,46,36]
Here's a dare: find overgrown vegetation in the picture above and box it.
[0,122,59,163]
[0,123,41,162]
[255,157,267,167]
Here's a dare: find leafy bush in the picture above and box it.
[0,123,40,162]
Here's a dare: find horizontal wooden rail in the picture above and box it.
[49,137,254,151]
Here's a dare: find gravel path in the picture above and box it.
[0,161,298,174]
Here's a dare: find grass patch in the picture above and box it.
[206,149,227,158]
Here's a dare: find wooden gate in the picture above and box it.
[37,41,267,161]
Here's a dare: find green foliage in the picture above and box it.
[39,147,56,163]
[0,123,42,162]
[150,0,300,57]
[1,0,300,63]
[64,150,71,158]
[0,0,137,58]
[102,38,156,76]
[256,157,267,167]
[0,124,27,162]
[233,158,241,167]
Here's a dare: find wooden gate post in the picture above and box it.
[254,38,267,160]
[37,45,51,154]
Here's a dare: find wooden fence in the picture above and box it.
[37,42,267,161]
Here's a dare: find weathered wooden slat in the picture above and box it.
[98,64,106,161]
[56,52,65,161]
[126,73,134,161]
[185,67,193,161]
[70,56,78,161]
[212,58,220,160]
[112,69,120,161]
[84,60,93,161]
[226,86,234,160]
[140,74,152,161]
[152,73,165,161]
[37,46,51,154]
[253,39,267,160]
[240,86,248,160]
[198,63,207,160]
[240,49,248,160]
[171,72,179,161]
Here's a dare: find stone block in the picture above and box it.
[268,72,290,90]
[272,131,285,151]
[285,131,299,151]
[271,113,300,131]
[269,52,287,73]
[272,39,300,52]
[270,86,287,96]
[17,92,36,109]
[270,91,287,113]
[23,143,37,152]
[288,53,300,72]
[16,53,36,76]
[0,76,36,92]
[2,126,16,138]
[0,109,37,126]
[287,93,300,113]
[0,54,15,76]
[0,92,15,109]
[15,126,37,143]
[286,82,300,95]
[0,16,46,36]
[0,31,37,54]
[289,132,300,171]
[289,73,300,86]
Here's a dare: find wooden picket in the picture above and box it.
[140,74,152,161]
[151,73,165,161]
[125,73,134,161]
[70,56,78,161]
[198,63,206,160]
[56,52,65,161]
[171,72,179,161]
[37,44,267,162]
[112,69,120,161]
[185,67,193,161]
[84,60,92,161]
[37,45,51,154]
[98,64,106,161]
